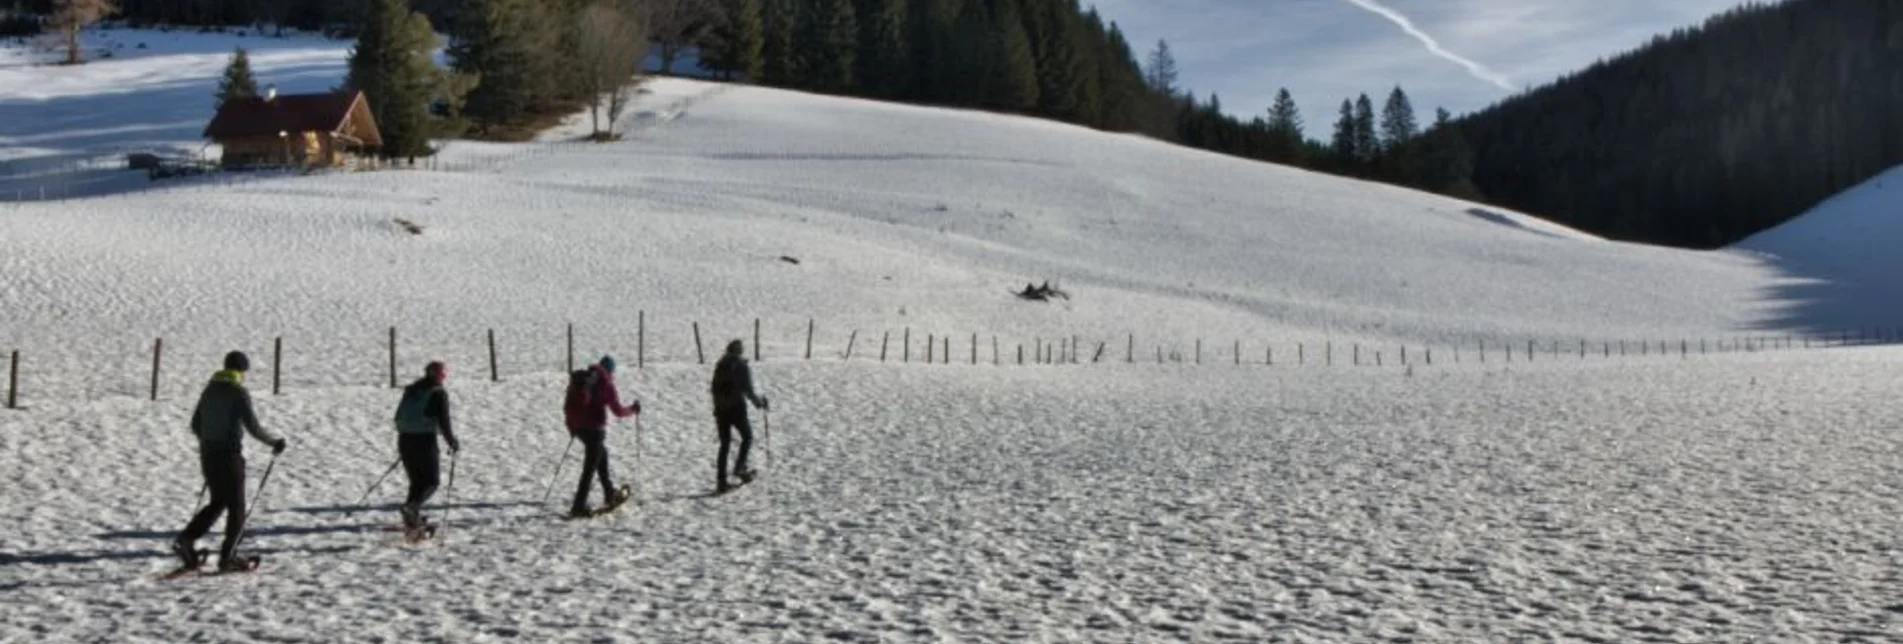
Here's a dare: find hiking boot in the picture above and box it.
[218,553,259,573]
[171,539,203,569]
[567,506,593,520]
[399,504,422,530]
[608,486,632,507]
[715,481,733,495]
[735,469,757,484]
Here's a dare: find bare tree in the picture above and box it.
[644,0,716,74]
[575,1,647,139]
[52,0,115,65]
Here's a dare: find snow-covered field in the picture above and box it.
[3,28,1902,642]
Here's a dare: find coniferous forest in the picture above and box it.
[24,0,1903,249]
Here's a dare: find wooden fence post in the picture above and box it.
[754,318,761,362]
[1127,333,1134,363]
[1426,347,1432,365]
[844,330,859,361]
[1479,339,1485,363]
[1327,342,1333,366]
[8,350,18,410]
[993,336,999,365]
[943,336,949,364]
[487,330,497,382]
[638,311,645,369]
[274,336,283,395]
[1196,339,1203,365]
[693,322,705,364]
[1018,344,1024,365]
[1353,344,1359,366]
[971,333,978,365]
[806,319,815,360]
[1093,342,1106,363]
[880,331,890,362]
[1401,346,1408,365]
[904,328,911,363]
[388,328,397,388]
[1267,347,1273,366]
[927,334,935,364]
[1234,340,1240,365]
[1299,343,1304,365]
[150,338,163,401]
[566,323,574,373]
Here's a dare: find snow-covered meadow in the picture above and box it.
[2,29,1901,642]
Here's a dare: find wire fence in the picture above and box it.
[6,317,1898,412]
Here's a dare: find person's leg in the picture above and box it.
[400,435,440,509]
[715,416,734,487]
[177,450,227,548]
[572,430,602,513]
[733,414,754,477]
[593,432,616,500]
[215,452,248,561]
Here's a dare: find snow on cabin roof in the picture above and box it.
[202,91,366,140]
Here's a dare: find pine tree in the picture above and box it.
[1032,1,1099,125]
[1353,93,1378,163]
[799,0,857,91]
[1265,87,1303,163]
[761,0,799,86]
[1331,98,1355,163]
[853,0,907,97]
[986,0,1037,110]
[1380,85,1418,149]
[1097,19,1147,132]
[1421,106,1476,196]
[216,47,259,108]
[347,0,441,158]
[1143,38,1177,96]
[706,0,764,80]
[905,0,959,102]
[451,0,552,132]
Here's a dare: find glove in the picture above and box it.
[631,400,642,416]
[447,438,461,454]
[759,397,770,411]
[271,438,288,455]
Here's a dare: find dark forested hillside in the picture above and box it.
[1459,0,1903,248]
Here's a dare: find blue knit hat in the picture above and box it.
[600,355,616,372]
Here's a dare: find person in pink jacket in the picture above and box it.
[563,355,639,517]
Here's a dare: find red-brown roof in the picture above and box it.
[203,91,365,139]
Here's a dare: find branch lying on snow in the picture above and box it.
[1014,280,1069,302]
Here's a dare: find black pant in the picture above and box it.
[716,411,753,485]
[399,433,440,509]
[179,448,246,559]
[572,427,615,512]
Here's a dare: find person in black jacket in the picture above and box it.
[172,351,286,572]
[710,340,768,493]
[393,361,460,531]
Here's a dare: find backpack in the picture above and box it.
[393,385,438,434]
[710,357,743,403]
[563,368,597,421]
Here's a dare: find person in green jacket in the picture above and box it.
[172,351,286,572]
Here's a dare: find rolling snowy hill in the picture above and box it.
[3,28,1901,642]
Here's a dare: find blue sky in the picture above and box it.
[1089,0,1759,138]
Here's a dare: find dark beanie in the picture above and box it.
[600,355,616,373]
[726,340,744,356]
[224,351,251,372]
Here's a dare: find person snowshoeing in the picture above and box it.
[710,340,768,494]
[564,355,639,518]
[172,351,286,572]
[393,361,460,533]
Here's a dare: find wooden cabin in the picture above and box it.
[202,90,381,168]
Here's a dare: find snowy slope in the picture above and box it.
[3,30,1902,643]
[1731,164,1903,332]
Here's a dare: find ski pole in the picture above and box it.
[763,407,771,478]
[633,415,643,504]
[228,451,280,556]
[347,458,403,518]
[441,450,458,544]
[540,436,576,505]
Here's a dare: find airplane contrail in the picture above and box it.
[1337,0,1517,92]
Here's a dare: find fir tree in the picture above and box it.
[450,0,552,132]
[853,0,907,97]
[761,0,799,86]
[1096,19,1147,132]
[1265,87,1303,162]
[347,0,442,158]
[1143,38,1177,96]
[1353,93,1378,162]
[799,0,857,91]
[1380,85,1418,149]
[1421,107,1476,196]
[216,46,259,108]
[1331,98,1356,163]
[706,0,764,80]
[1031,0,1097,124]
[986,0,1037,110]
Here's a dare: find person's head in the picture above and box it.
[599,355,616,373]
[726,340,745,357]
[425,361,447,384]
[224,351,250,373]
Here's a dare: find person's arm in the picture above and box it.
[741,362,767,410]
[238,389,286,450]
[430,389,460,452]
[601,376,638,418]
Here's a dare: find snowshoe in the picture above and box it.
[399,504,423,531]
[735,469,757,484]
[217,554,261,574]
[171,540,205,569]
